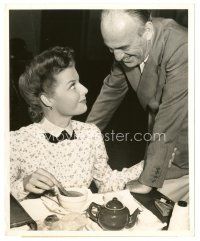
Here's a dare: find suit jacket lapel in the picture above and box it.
[121,19,166,111]
[122,57,161,111]
[136,56,159,110]
[136,19,165,110]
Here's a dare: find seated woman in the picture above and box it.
[10,46,144,201]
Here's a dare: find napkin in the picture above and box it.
[20,198,52,222]
[10,225,30,231]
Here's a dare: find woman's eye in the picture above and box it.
[109,48,114,53]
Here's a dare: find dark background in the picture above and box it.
[9,9,188,173]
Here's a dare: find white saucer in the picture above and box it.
[41,189,93,215]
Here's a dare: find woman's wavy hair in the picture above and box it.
[19,46,75,123]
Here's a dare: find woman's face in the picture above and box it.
[50,66,88,118]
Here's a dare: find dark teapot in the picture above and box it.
[87,197,141,230]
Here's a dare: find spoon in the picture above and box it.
[54,185,83,197]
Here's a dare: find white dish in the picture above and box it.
[57,187,90,212]
[42,188,93,214]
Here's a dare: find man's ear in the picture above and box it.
[40,93,53,108]
[143,21,154,41]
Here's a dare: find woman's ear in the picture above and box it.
[40,93,53,108]
[143,21,154,41]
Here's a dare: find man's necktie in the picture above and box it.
[44,130,77,143]
[122,65,141,92]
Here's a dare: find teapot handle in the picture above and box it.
[87,202,101,223]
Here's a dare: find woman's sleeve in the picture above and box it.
[10,133,29,201]
[91,125,144,193]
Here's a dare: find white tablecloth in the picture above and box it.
[19,189,167,231]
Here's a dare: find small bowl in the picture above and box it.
[57,187,88,212]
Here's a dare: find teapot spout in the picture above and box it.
[126,208,141,228]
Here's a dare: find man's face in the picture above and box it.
[101,12,151,68]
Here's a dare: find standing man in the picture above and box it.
[86,10,189,202]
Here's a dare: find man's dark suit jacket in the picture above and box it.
[87,18,188,188]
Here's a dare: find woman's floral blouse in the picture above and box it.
[10,120,144,200]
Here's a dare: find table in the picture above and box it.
[131,188,175,229]
[10,194,37,230]
[10,189,174,231]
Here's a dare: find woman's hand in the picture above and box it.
[23,168,59,194]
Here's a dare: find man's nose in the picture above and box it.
[114,50,125,61]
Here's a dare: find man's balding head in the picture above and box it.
[101,9,151,24]
[100,10,154,68]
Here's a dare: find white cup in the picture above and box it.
[57,187,88,212]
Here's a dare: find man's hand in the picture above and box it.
[23,168,60,194]
[126,180,152,194]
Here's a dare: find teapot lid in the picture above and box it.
[105,198,124,210]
